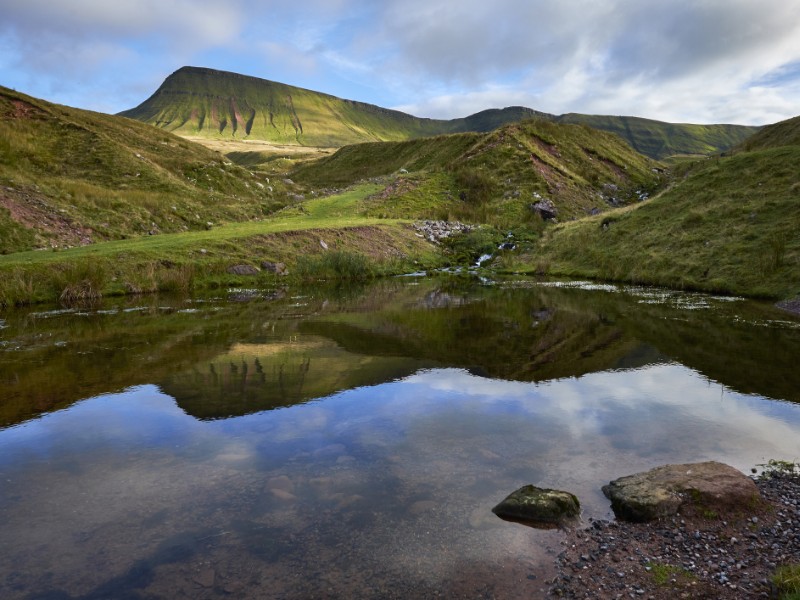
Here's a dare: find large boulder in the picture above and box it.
[492,485,580,527]
[602,461,762,523]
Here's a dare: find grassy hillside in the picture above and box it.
[0,184,449,307]
[0,85,294,254]
[293,119,665,228]
[734,114,800,152]
[514,133,800,299]
[121,66,757,159]
[119,66,450,147]
[557,114,760,160]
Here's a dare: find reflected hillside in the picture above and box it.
[160,337,434,420]
[298,284,652,382]
[2,278,799,428]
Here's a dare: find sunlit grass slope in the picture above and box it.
[0,185,446,307]
[293,119,665,228]
[558,114,760,160]
[735,114,800,153]
[518,139,800,299]
[0,85,291,254]
[121,66,758,159]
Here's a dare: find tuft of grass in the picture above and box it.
[0,269,35,308]
[647,562,694,586]
[758,459,800,478]
[295,250,374,281]
[53,260,107,306]
[772,563,800,599]
[156,263,195,293]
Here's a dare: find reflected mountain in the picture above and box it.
[2,278,799,427]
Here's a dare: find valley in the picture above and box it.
[0,67,798,311]
[2,61,800,600]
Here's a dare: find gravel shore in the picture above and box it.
[549,470,800,598]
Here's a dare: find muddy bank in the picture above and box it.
[549,471,799,598]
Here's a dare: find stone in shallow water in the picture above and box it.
[602,461,762,522]
[492,485,580,527]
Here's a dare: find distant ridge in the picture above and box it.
[120,66,760,159]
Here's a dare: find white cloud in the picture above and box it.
[2,0,800,123]
[1,0,242,46]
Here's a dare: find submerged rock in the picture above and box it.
[602,461,762,522]
[492,485,580,527]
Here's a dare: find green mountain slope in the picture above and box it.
[735,114,800,152]
[523,117,800,299]
[121,66,758,159]
[557,114,760,160]
[293,118,665,227]
[0,86,288,254]
[119,66,449,147]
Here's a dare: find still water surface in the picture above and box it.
[1,277,800,599]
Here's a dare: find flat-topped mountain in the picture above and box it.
[120,66,759,159]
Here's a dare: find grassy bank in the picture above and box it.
[0,185,446,308]
[506,145,800,299]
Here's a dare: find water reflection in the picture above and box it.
[1,278,800,598]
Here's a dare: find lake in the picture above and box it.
[1,276,800,599]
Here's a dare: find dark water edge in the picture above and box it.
[1,276,800,599]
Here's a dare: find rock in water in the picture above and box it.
[492,485,580,527]
[602,461,762,522]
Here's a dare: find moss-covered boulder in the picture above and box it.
[602,461,762,523]
[492,485,580,527]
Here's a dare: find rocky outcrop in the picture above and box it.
[492,485,580,527]
[413,220,474,243]
[530,199,558,221]
[602,461,762,523]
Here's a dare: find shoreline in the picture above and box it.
[777,298,800,317]
[549,470,799,598]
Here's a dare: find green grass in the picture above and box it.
[737,114,800,152]
[0,184,446,307]
[0,85,296,253]
[558,113,759,160]
[294,118,666,228]
[514,144,800,299]
[647,562,694,586]
[773,563,800,599]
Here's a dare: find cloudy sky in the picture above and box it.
[2,0,800,125]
